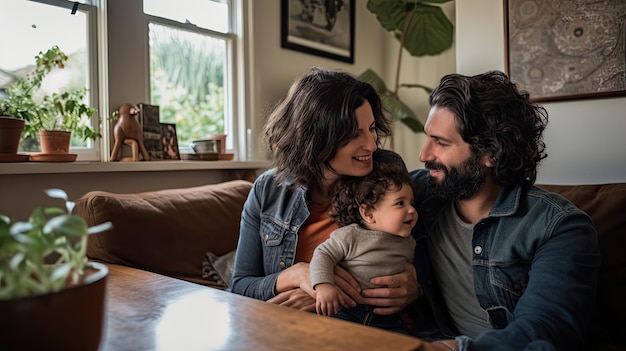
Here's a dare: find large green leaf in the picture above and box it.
[358,69,423,133]
[357,69,390,95]
[360,0,452,133]
[382,94,423,132]
[367,0,454,57]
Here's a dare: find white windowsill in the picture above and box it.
[0,159,270,175]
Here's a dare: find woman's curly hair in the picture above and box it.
[329,162,412,227]
[429,71,548,187]
[263,67,392,188]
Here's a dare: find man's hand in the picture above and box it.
[360,263,421,315]
[267,288,316,311]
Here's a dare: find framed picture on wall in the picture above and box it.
[504,0,626,102]
[160,123,181,160]
[281,0,355,63]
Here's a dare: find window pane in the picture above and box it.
[149,23,227,148]
[144,0,229,33]
[0,0,92,151]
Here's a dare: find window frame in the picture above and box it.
[4,0,251,165]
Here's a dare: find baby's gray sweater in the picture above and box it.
[310,223,416,289]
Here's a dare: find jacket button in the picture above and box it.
[473,246,483,255]
[279,261,286,268]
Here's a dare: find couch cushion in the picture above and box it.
[75,180,252,288]
[537,183,626,345]
[202,249,236,289]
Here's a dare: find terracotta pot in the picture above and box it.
[0,116,25,154]
[0,262,108,351]
[39,130,71,154]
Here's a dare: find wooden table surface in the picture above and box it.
[102,264,423,351]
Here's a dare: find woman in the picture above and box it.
[231,67,419,315]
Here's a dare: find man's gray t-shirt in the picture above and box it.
[427,202,493,337]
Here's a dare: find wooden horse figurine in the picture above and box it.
[110,103,150,161]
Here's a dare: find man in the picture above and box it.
[409,71,600,351]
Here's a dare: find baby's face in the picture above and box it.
[366,183,417,237]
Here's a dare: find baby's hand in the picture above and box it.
[314,283,347,316]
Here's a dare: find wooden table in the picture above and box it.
[102,264,423,351]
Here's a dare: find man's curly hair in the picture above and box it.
[429,71,548,187]
[329,162,412,227]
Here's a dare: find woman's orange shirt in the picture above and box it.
[294,202,338,263]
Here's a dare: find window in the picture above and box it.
[144,0,236,152]
[1,0,246,162]
[0,0,99,160]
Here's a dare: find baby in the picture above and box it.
[310,161,417,333]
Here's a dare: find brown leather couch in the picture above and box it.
[75,180,253,290]
[75,180,625,350]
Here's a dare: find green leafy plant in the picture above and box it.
[0,45,101,141]
[358,0,454,133]
[0,189,112,300]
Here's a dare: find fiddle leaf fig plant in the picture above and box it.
[358,0,454,133]
[0,189,112,300]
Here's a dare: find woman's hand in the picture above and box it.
[360,263,421,315]
[275,262,315,296]
[270,262,318,311]
[267,288,316,311]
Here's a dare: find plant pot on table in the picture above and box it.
[0,261,109,351]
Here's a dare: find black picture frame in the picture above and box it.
[160,123,181,161]
[138,103,163,160]
[504,0,626,102]
[281,0,355,64]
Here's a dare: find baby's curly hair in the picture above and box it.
[329,162,412,227]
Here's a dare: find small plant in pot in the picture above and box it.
[3,45,101,155]
[0,189,113,350]
[0,65,39,156]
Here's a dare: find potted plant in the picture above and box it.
[0,65,40,157]
[358,0,454,140]
[2,45,101,155]
[0,189,112,350]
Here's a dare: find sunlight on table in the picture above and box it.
[156,291,231,351]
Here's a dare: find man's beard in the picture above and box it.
[426,155,486,200]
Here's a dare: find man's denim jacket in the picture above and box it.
[231,149,405,300]
[408,169,601,351]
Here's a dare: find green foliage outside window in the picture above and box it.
[149,24,226,147]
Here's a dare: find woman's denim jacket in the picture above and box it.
[231,149,404,300]
[408,169,601,351]
[230,168,309,300]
